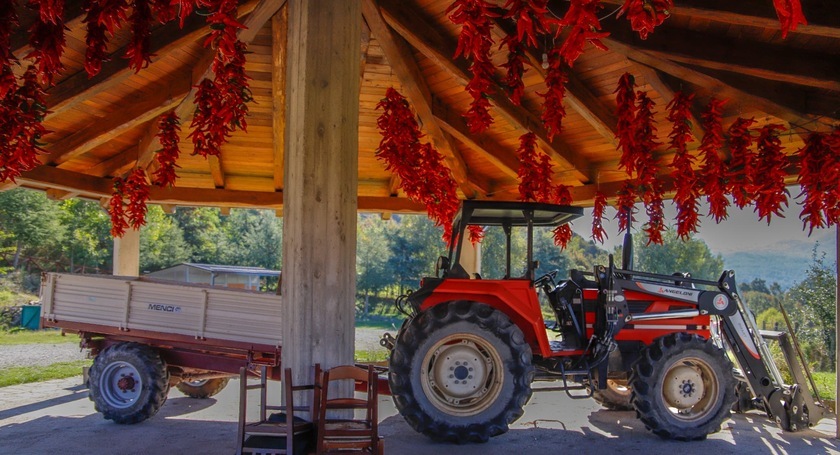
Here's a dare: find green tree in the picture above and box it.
[173,207,227,264]
[140,206,191,272]
[0,188,65,269]
[59,198,112,273]
[787,249,836,371]
[385,215,443,293]
[222,209,282,269]
[629,228,724,281]
[480,224,526,279]
[356,214,392,304]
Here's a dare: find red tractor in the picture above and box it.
[385,200,827,442]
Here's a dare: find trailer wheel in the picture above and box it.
[590,379,633,411]
[89,342,170,424]
[630,333,737,441]
[176,377,230,399]
[389,301,533,443]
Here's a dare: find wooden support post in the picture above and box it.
[282,0,360,386]
[113,228,140,277]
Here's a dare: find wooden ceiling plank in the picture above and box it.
[45,0,260,119]
[362,0,477,198]
[602,37,834,131]
[378,0,591,184]
[272,4,288,191]
[45,77,191,166]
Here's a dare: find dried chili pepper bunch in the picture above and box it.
[376,88,461,241]
[516,132,554,202]
[500,0,549,105]
[189,78,227,157]
[591,191,608,244]
[0,66,49,183]
[152,112,182,187]
[538,50,568,141]
[772,0,807,38]
[726,117,757,209]
[556,0,609,66]
[666,91,700,240]
[796,132,840,234]
[27,0,67,85]
[448,0,497,134]
[108,177,130,237]
[82,0,129,77]
[617,0,673,40]
[614,73,638,174]
[698,98,729,223]
[633,91,664,244]
[615,180,637,234]
[752,124,789,224]
[0,0,19,99]
[552,184,574,249]
[125,0,155,72]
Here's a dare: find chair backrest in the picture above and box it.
[316,364,379,450]
[285,364,322,423]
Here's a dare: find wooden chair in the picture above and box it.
[236,365,321,455]
[315,365,383,455]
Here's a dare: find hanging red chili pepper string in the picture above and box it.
[189,79,226,157]
[633,91,664,244]
[153,112,182,187]
[752,124,789,224]
[617,0,673,40]
[825,128,840,226]
[552,184,574,249]
[0,0,18,99]
[615,180,637,234]
[557,0,609,66]
[666,91,700,240]
[516,132,554,202]
[124,168,151,229]
[27,0,66,85]
[376,88,461,242]
[500,33,526,106]
[726,117,757,209]
[614,73,638,176]
[539,51,568,141]
[82,0,130,78]
[0,66,49,183]
[591,191,608,244]
[126,0,154,72]
[448,0,496,134]
[796,132,836,234]
[698,98,729,223]
[108,178,130,237]
[772,0,807,38]
[499,0,549,105]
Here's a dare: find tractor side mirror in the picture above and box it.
[435,256,450,277]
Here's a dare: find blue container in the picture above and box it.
[20,305,41,330]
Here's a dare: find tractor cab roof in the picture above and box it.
[455,200,583,228]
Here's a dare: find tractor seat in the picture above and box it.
[570,269,598,288]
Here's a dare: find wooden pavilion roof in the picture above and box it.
[7,0,840,215]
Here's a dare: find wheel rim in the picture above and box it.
[184,379,208,387]
[100,362,143,409]
[607,379,631,398]
[660,357,719,422]
[420,333,504,417]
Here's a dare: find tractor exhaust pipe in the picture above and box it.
[622,207,634,271]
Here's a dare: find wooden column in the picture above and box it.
[282,0,360,384]
[112,228,140,277]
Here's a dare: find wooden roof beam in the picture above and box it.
[43,76,190,166]
[602,37,834,131]
[600,0,840,39]
[377,0,592,184]
[44,0,260,119]
[89,147,138,178]
[362,0,478,198]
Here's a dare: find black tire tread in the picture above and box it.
[629,333,737,441]
[389,301,533,443]
[175,377,231,399]
[590,381,633,411]
[89,342,170,424]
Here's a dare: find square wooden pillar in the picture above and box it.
[113,228,140,277]
[281,0,360,382]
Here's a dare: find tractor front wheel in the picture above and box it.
[591,379,633,411]
[389,301,534,443]
[176,377,230,399]
[630,333,736,440]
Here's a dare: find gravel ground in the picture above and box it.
[0,328,390,371]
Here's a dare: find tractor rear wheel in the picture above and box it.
[88,342,170,424]
[389,301,533,443]
[591,379,633,411]
[630,333,736,440]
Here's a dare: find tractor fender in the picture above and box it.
[415,278,553,357]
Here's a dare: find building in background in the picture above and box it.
[145,263,280,291]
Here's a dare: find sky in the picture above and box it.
[571,186,837,257]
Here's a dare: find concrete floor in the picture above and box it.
[0,376,838,455]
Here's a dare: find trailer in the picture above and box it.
[39,272,283,424]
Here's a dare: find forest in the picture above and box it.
[0,187,836,373]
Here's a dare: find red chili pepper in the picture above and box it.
[124,168,151,229]
[449,0,497,134]
[153,112,182,187]
[552,184,574,249]
[796,132,835,234]
[539,52,567,141]
[0,66,49,183]
[499,34,526,106]
[617,0,673,40]
[557,0,609,66]
[726,117,757,209]
[615,180,637,234]
[666,91,700,240]
[591,191,608,244]
[772,0,807,38]
[126,0,154,73]
[698,98,729,223]
[752,124,789,224]
[502,0,550,48]
[615,73,638,175]
[26,0,66,85]
[0,0,19,99]
[109,178,130,237]
[517,132,554,203]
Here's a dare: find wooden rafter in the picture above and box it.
[271,3,288,192]
[43,76,191,166]
[89,148,138,178]
[362,0,479,198]
[377,0,592,184]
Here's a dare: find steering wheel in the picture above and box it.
[534,269,559,291]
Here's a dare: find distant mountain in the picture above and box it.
[721,233,836,290]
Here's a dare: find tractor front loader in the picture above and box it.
[383,200,828,443]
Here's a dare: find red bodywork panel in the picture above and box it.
[419,280,712,358]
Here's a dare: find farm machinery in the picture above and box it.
[384,200,828,442]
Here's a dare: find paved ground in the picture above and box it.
[1,375,838,455]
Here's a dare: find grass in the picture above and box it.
[0,329,76,345]
[0,360,91,388]
[811,371,836,401]
[354,349,389,363]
